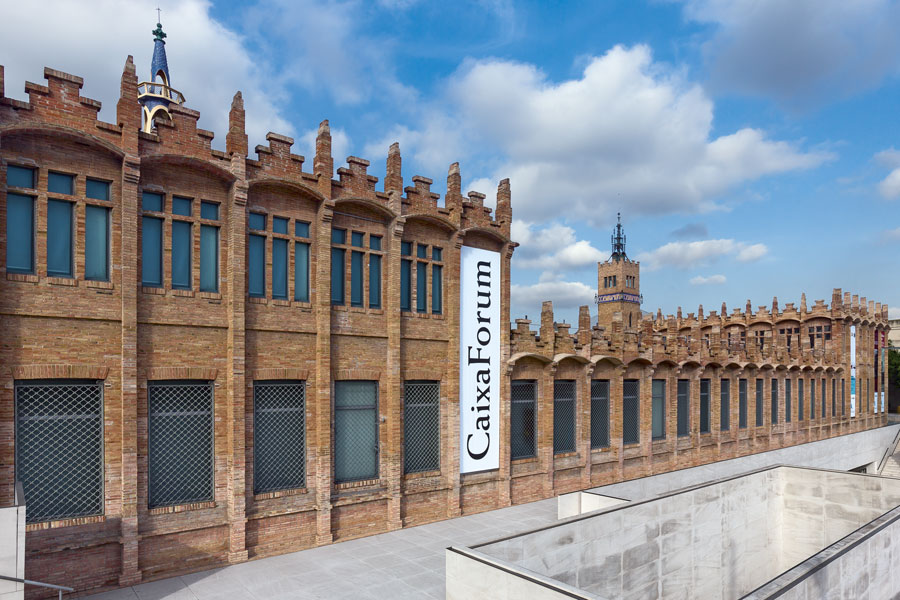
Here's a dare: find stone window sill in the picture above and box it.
[6,273,39,283]
[47,276,77,286]
[141,286,165,295]
[172,289,194,297]
[148,500,216,516]
[199,291,221,300]
[25,514,105,532]
[254,487,308,501]
[86,280,114,290]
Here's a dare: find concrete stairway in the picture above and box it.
[883,453,900,478]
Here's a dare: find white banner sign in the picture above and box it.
[850,325,856,417]
[459,246,501,474]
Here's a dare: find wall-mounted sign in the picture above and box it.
[459,246,501,474]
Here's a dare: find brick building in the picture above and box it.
[0,25,891,596]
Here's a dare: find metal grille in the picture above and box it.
[253,381,305,494]
[699,379,710,433]
[785,379,792,423]
[771,379,779,424]
[148,382,213,508]
[15,381,103,523]
[623,379,640,445]
[651,379,665,440]
[677,380,690,436]
[799,379,805,420]
[738,379,748,429]
[334,381,378,483]
[810,379,816,419]
[591,380,610,448]
[755,379,764,427]
[720,379,730,431]
[553,380,576,454]
[404,381,440,474]
[511,380,537,460]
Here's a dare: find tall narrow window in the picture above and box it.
[432,247,443,314]
[416,244,427,313]
[755,379,764,427]
[821,377,826,418]
[334,381,378,483]
[198,202,219,293]
[832,378,836,417]
[7,193,35,274]
[591,380,610,448]
[253,381,305,494]
[15,380,103,523]
[351,250,364,307]
[652,379,666,440]
[511,380,537,459]
[677,379,690,436]
[248,213,266,297]
[841,378,846,416]
[331,228,346,305]
[369,235,382,308]
[47,199,73,277]
[400,241,412,312]
[294,221,310,302]
[720,379,730,431]
[148,381,213,508]
[403,381,440,474]
[85,205,110,281]
[799,379,805,421]
[738,379,748,429]
[553,380,576,454]
[785,378,792,423]
[171,220,191,289]
[810,379,816,419]
[623,379,640,444]
[700,379,710,433]
[142,192,163,287]
[771,378,779,424]
[273,238,288,299]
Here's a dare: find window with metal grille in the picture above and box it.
[771,378,779,424]
[591,380,610,448]
[720,379,730,431]
[785,379,792,423]
[677,379,690,436]
[334,381,378,482]
[738,379,748,429]
[810,379,816,419]
[699,379,710,433]
[799,378,805,421]
[404,381,440,474]
[652,379,665,440]
[148,381,213,508]
[755,379,764,427]
[511,380,537,459]
[253,381,306,494]
[553,380,576,454]
[623,379,640,444]
[15,380,103,523]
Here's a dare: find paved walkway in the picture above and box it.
[87,498,557,600]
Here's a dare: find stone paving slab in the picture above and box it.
[86,498,557,600]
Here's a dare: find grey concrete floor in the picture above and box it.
[85,498,557,600]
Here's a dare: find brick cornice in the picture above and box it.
[145,367,218,381]
[403,368,445,382]
[10,364,109,380]
[251,368,309,381]
[333,369,381,381]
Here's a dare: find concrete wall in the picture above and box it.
[557,492,627,520]
[0,486,25,600]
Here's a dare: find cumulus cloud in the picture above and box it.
[682,0,900,108]
[670,222,709,239]
[876,148,900,199]
[690,274,727,285]
[0,0,292,150]
[511,278,596,312]
[427,45,831,224]
[637,238,768,270]
[511,221,608,270]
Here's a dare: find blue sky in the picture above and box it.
[3,0,898,325]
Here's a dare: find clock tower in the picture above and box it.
[596,213,642,329]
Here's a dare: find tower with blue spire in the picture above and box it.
[137,18,185,132]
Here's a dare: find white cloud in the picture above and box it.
[637,239,768,270]
[511,221,608,270]
[876,148,900,199]
[681,0,900,108]
[890,306,900,320]
[511,278,596,311]
[0,0,292,150]
[690,274,727,285]
[422,45,831,224]
[882,227,900,242]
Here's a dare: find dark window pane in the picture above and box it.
[7,165,34,189]
[652,379,666,439]
[331,227,346,245]
[48,172,74,195]
[370,235,381,250]
[511,380,536,459]
[272,238,288,299]
[810,379,816,419]
[172,196,192,216]
[254,382,306,494]
[248,234,265,297]
[431,264,442,314]
[401,241,412,256]
[86,179,110,201]
[404,381,440,473]
[700,379,710,433]
[785,379,792,423]
[334,381,378,483]
[47,199,73,277]
[841,379,845,416]
[739,379,748,429]
[416,261,427,313]
[720,379,730,431]
[331,247,345,305]
[273,217,288,235]
[350,251,364,307]
[677,379,690,436]
[553,380,576,454]
[417,244,427,258]
[822,378,826,417]
[200,225,218,292]
[6,193,34,273]
[799,379,805,420]
[295,221,310,238]
[756,379,764,426]
[294,242,309,302]
[772,379,779,424]
[623,379,640,444]
[85,205,109,281]
[832,378,836,417]
[368,254,381,308]
[591,380,610,448]
[142,216,163,286]
[400,259,411,311]
[351,231,364,247]
[142,191,163,212]
[249,212,266,231]
[200,201,218,220]
[171,220,192,289]
[432,247,442,261]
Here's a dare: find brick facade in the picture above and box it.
[0,60,891,597]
